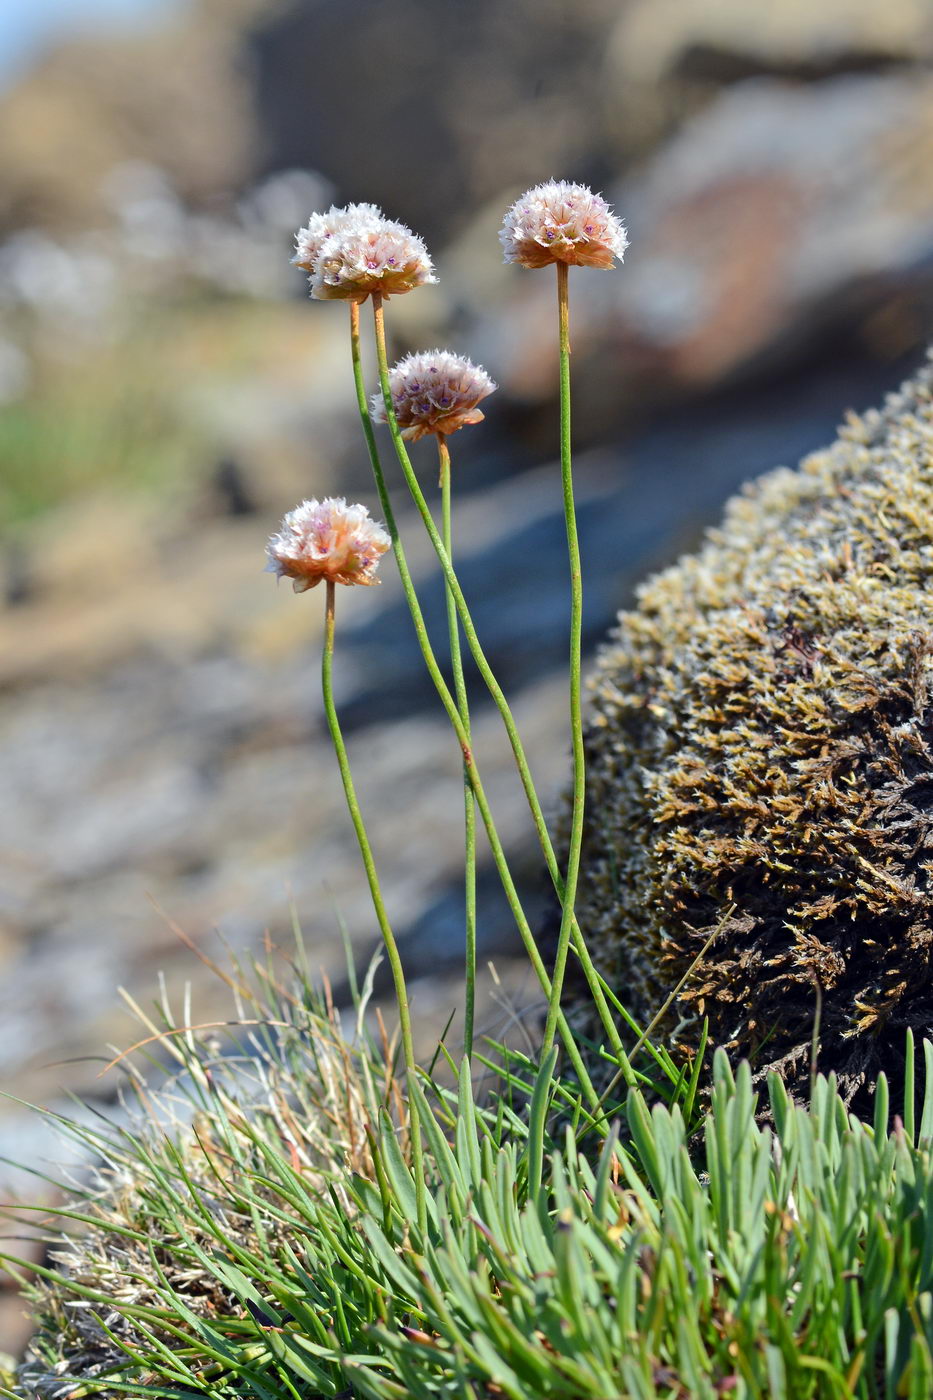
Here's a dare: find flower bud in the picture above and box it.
[371,350,496,441]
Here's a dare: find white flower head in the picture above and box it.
[291,203,385,273]
[371,349,497,441]
[310,214,436,303]
[266,497,391,592]
[500,181,628,270]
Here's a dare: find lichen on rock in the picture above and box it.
[577,356,933,1098]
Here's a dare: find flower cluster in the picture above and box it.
[500,180,628,270]
[266,497,390,592]
[292,203,435,302]
[371,350,497,441]
[291,203,384,274]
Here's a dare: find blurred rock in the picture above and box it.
[2,0,931,263]
[611,0,933,79]
[466,71,933,438]
[605,0,933,157]
[619,69,933,384]
[0,6,261,236]
[249,0,626,248]
[212,456,258,518]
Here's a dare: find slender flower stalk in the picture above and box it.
[293,204,630,1097]
[320,579,426,1229]
[349,300,602,1107]
[268,491,428,1222]
[542,260,582,1056]
[437,435,477,1058]
[369,294,631,1075]
[374,343,486,1056]
[496,181,627,1057]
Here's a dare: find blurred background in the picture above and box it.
[2,0,933,1350]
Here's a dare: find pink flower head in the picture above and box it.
[371,349,497,442]
[500,181,628,271]
[310,213,436,303]
[292,203,385,273]
[265,497,391,592]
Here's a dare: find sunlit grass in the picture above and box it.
[0,297,318,526]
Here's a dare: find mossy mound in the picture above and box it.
[578,358,933,1098]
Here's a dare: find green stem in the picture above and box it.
[320,579,425,1230]
[438,435,477,1060]
[541,261,584,1055]
[369,297,630,1077]
[349,299,600,1110]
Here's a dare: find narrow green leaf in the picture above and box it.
[905,1027,917,1145]
[525,1043,558,1204]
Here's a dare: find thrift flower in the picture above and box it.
[266,497,390,592]
[500,181,628,270]
[292,202,385,273]
[310,213,436,303]
[371,349,497,441]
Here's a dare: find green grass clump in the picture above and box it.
[10,942,933,1400]
[0,320,197,527]
[0,298,312,527]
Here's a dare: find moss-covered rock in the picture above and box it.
[578,358,933,1097]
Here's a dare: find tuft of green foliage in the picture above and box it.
[10,941,933,1400]
[576,358,933,1099]
[0,326,195,527]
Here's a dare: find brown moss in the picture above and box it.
[577,357,933,1098]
